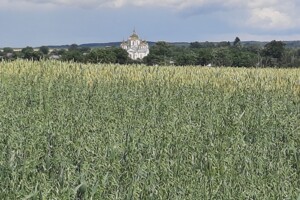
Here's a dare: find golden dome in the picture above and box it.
[129,30,139,40]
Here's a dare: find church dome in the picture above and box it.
[129,30,139,40]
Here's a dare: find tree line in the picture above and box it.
[1,38,300,67]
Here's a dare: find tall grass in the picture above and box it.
[0,60,299,199]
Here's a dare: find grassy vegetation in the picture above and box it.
[0,60,299,199]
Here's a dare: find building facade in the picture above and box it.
[121,30,149,60]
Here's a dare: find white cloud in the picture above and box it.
[0,0,234,9]
[0,0,299,30]
[248,8,294,29]
[246,0,278,8]
[242,0,299,30]
[0,0,55,10]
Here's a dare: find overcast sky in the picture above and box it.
[0,0,300,47]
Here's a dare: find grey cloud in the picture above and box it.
[1,0,299,30]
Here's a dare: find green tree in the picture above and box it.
[143,53,161,66]
[113,48,129,64]
[58,49,67,56]
[212,48,233,66]
[233,37,241,46]
[39,46,49,55]
[61,50,84,62]
[0,50,4,58]
[195,49,213,66]
[296,49,300,57]
[144,41,172,65]
[175,51,197,66]
[190,42,202,49]
[201,41,215,48]
[262,40,286,66]
[151,41,172,57]
[21,46,42,61]
[1,47,15,60]
[217,41,231,47]
[79,47,91,54]
[85,48,116,64]
[61,44,91,62]
[3,47,14,54]
[21,46,34,54]
[232,50,257,67]
[68,44,79,51]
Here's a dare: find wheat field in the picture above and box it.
[0,60,299,199]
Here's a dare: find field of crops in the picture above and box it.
[0,60,299,199]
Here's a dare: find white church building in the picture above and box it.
[121,30,149,60]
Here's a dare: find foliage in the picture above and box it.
[212,48,233,66]
[21,46,43,61]
[144,41,173,65]
[39,46,50,55]
[61,49,85,62]
[112,48,129,64]
[3,47,14,53]
[262,40,286,66]
[85,48,117,64]
[217,41,231,47]
[233,37,241,46]
[1,38,300,67]
[263,40,286,60]
[175,50,197,66]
